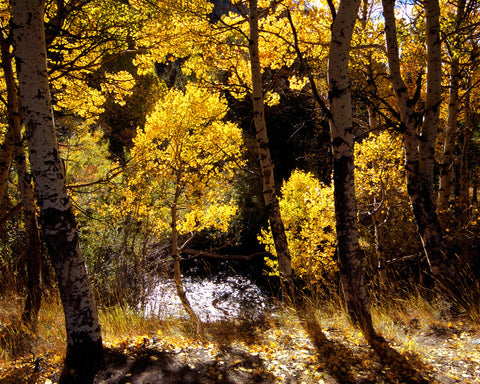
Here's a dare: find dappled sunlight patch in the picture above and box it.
[0,352,65,384]
[1,297,480,383]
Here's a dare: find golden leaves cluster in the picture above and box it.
[355,131,406,204]
[123,84,245,236]
[355,131,418,257]
[259,170,337,290]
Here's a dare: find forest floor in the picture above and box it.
[1,296,480,384]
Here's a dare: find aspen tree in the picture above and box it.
[128,84,244,333]
[328,0,377,343]
[11,0,103,382]
[437,0,466,219]
[382,0,462,305]
[248,0,295,303]
[0,23,42,328]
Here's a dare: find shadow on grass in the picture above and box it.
[301,312,434,384]
[93,343,276,384]
[203,318,269,346]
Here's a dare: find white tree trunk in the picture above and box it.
[0,23,42,328]
[328,0,377,344]
[11,0,103,382]
[248,0,295,303]
[421,0,442,203]
[382,0,461,304]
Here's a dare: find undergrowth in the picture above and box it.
[1,290,479,383]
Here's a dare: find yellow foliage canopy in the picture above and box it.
[259,132,412,291]
[122,84,245,236]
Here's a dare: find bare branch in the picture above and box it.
[66,165,124,190]
[327,0,336,22]
[180,247,268,261]
[285,7,332,120]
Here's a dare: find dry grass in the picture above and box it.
[0,293,65,363]
[1,290,479,383]
[5,291,465,357]
[99,305,163,342]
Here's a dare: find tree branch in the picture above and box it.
[66,165,124,190]
[180,247,268,261]
[327,0,336,22]
[285,7,332,120]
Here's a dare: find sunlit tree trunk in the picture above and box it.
[11,0,103,382]
[328,0,377,344]
[248,0,295,303]
[421,0,442,203]
[0,25,43,328]
[382,0,460,303]
[171,178,203,336]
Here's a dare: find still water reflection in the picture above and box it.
[143,275,269,322]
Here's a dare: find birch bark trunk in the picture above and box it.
[421,0,442,203]
[11,0,103,382]
[328,0,377,344]
[248,0,295,303]
[0,24,43,328]
[382,0,460,303]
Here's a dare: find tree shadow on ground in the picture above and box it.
[203,318,269,346]
[371,338,433,383]
[302,314,435,383]
[93,344,276,384]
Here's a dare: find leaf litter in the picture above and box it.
[1,315,480,383]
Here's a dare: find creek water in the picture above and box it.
[142,274,270,322]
